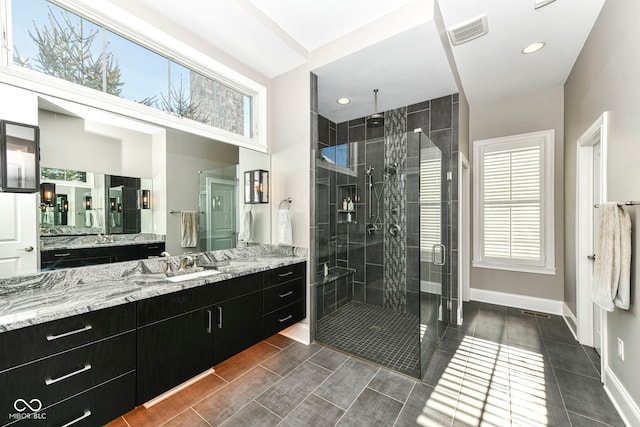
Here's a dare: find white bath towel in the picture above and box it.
[277,209,292,245]
[85,211,92,227]
[238,208,252,242]
[92,210,102,228]
[181,211,199,248]
[592,202,631,311]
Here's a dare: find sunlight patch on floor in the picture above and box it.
[418,336,549,426]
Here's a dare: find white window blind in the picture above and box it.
[473,130,555,275]
[420,148,441,260]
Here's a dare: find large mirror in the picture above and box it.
[31,95,270,257]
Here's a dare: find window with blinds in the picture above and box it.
[473,130,555,275]
[420,147,441,261]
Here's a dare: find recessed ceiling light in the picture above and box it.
[522,41,545,54]
[337,97,351,105]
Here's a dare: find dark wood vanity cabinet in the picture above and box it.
[0,304,136,427]
[263,263,306,338]
[41,242,165,270]
[212,273,264,365]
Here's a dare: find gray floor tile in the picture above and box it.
[260,341,322,376]
[219,401,281,427]
[506,319,545,352]
[582,345,602,375]
[568,410,615,426]
[395,382,454,427]
[163,409,210,427]
[336,388,403,426]
[555,368,625,426]
[537,315,578,345]
[314,357,379,409]
[193,366,280,426]
[279,394,345,427]
[256,361,331,418]
[545,339,600,379]
[438,327,470,354]
[309,346,349,371]
[473,322,508,344]
[367,368,416,403]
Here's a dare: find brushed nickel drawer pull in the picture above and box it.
[207,309,212,334]
[45,364,91,386]
[278,271,293,278]
[278,315,293,323]
[46,325,92,341]
[54,253,71,257]
[279,291,294,298]
[59,410,91,427]
[218,306,223,329]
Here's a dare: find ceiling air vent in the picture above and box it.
[447,14,489,46]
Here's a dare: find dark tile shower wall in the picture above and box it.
[311,83,462,323]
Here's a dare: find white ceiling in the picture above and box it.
[107,0,606,122]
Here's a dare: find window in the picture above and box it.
[420,146,442,261]
[473,130,555,274]
[7,0,258,142]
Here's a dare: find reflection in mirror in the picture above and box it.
[199,166,237,251]
[106,175,141,234]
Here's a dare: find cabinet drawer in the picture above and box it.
[263,300,305,338]
[2,372,135,427]
[263,279,304,314]
[269,263,305,287]
[137,284,214,327]
[0,332,135,417]
[214,272,263,302]
[0,304,135,370]
[40,249,81,263]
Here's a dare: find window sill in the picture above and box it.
[472,261,556,276]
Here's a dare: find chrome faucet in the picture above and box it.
[160,251,172,273]
[179,255,195,271]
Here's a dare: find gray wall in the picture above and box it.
[564,0,640,405]
[469,86,565,300]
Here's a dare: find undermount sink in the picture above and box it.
[166,269,221,282]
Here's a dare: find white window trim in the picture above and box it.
[0,0,268,152]
[472,129,555,275]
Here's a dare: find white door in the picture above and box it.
[0,193,38,278]
[592,142,602,355]
[206,178,237,251]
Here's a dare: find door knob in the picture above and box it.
[23,246,34,252]
[587,254,596,260]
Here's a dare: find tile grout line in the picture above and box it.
[190,407,213,427]
[391,381,418,427]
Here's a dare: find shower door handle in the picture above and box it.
[432,244,446,266]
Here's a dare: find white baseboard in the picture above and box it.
[279,321,310,345]
[420,280,442,294]
[562,303,578,340]
[469,288,563,315]
[604,367,640,427]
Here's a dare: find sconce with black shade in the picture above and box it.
[0,120,40,193]
[138,189,151,209]
[40,182,55,206]
[110,198,117,211]
[244,169,269,204]
[84,196,92,210]
[62,199,69,212]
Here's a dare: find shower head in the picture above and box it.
[367,89,384,128]
[364,166,374,176]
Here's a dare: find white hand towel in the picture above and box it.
[85,211,92,227]
[592,202,631,311]
[181,211,199,248]
[92,210,103,228]
[238,208,252,242]
[110,212,116,227]
[277,209,292,246]
[615,207,631,310]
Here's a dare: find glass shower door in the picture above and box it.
[418,131,451,377]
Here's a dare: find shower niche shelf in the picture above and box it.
[337,184,359,224]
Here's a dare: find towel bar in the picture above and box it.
[594,201,640,208]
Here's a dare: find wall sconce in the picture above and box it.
[117,203,123,213]
[110,197,117,211]
[84,196,92,210]
[62,200,69,213]
[40,182,55,206]
[0,120,40,193]
[244,169,269,204]
[138,189,151,209]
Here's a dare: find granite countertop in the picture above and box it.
[40,233,166,251]
[0,244,307,333]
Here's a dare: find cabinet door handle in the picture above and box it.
[46,325,92,341]
[278,314,293,323]
[45,364,91,386]
[54,253,71,257]
[279,291,294,298]
[278,271,293,278]
[59,410,91,427]
[207,309,212,334]
[147,245,159,249]
[218,306,223,329]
